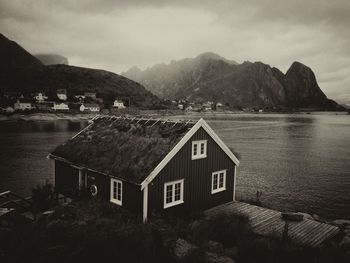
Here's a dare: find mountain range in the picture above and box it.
[0,34,159,108]
[123,52,343,110]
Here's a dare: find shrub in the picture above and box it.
[207,213,253,247]
[31,180,55,213]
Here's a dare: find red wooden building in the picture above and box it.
[49,115,240,221]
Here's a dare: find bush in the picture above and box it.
[206,213,253,247]
[31,181,55,213]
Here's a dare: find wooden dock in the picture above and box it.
[205,201,340,247]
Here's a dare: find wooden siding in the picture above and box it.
[148,127,236,216]
[86,171,143,213]
[54,160,143,213]
[55,160,79,198]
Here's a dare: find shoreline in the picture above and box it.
[0,110,348,122]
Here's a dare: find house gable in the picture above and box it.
[147,125,237,214]
[140,118,239,190]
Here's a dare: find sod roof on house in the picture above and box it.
[52,116,195,184]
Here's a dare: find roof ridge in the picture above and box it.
[93,114,197,127]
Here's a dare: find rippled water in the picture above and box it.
[0,113,349,219]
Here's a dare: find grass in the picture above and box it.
[1,198,349,263]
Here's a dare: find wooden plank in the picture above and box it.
[308,225,337,246]
[303,223,338,246]
[311,226,339,247]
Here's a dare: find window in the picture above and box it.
[164,179,184,208]
[211,170,226,194]
[110,178,122,205]
[192,140,207,160]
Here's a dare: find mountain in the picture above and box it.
[123,53,343,110]
[0,34,160,108]
[0,34,42,69]
[35,54,69,65]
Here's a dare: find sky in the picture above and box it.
[0,0,349,103]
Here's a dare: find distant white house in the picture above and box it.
[75,95,85,102]
[202,101,213,111]
[34,92,48,102]
[216,102,223,108]
[57,89,67,101]
[53,102,69,111]
[14,100,33,111]
[112,100,126,109]
[80,103,100,112]
[178,104,184,110]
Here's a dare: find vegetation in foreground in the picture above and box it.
[1,194,349,263]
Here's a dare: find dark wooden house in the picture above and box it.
[49,115,240,221]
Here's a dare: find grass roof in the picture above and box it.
[52,116,195,184]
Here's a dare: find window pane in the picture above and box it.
[174,183,181,201]
[113,181,117,199]
[200,143,205,154]
[117,182,122,200]
[193,144,197,155]
[166,185,173,203]
[213,174,218,189]
[219,173,224,188]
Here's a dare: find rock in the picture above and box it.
[205,252,235,263]
[172,238,198,261]
[297,212,314,220]
[339,236,350,248]
[281,212,303,222]
[332,219,350,228]
[312,214,323,222]
[344,228,350,236]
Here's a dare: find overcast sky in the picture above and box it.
[1,0,349,103]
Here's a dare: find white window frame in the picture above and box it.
[211,170,226,194]
[191,140,207,160]
[110,178,122,206]
[164,179,184,209]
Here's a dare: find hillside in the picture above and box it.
[35,54,69,65]
[0,34,160,108]
[123,53,343,111]
[0,33,42,69]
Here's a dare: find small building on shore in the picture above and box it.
[49,116,240,222]
[80,103,100,112]
[34,92,48,103]
[53,102,69,111]
[14,99,34,111]
[57,89,67,101]
[112,100,126,109]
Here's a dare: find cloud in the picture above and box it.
[0,0,349,102]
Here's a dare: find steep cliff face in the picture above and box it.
[123,54,343,110]
[285,62,328,107]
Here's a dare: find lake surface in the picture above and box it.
[0,113,349,219]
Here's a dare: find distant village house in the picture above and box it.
[34,92,48,102]
[112,99,126,109]
[49,116,240,222]
[14,99,34,111]
[53,102,69,111]
[57,89,67,101]
[80,103,100,112]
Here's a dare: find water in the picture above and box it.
[0,114,349,219]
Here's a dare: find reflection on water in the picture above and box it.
[0,114,349,219]
[0,120,88,196]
